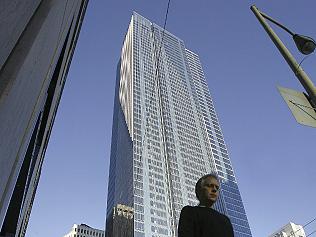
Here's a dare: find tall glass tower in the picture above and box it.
[106,12,252,237]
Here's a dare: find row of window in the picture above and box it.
[73,228,104,237]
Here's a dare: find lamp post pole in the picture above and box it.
[250,5,316,107]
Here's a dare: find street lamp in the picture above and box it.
[251,5,316,127]
[293,34,316,55]
[255,8,316,55]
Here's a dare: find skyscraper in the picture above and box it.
[0,1,88,236]
[106,12,252,237]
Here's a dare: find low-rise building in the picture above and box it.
[63,224,105,237]
[106,204,133,237]
[269,222,306,237]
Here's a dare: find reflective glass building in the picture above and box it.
[0,1,88,236]
[106,12,252,237]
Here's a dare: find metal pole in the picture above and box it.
[250,5,316,107]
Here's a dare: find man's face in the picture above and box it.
[200,176,220,205]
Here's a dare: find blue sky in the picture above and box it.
[26,1,316,237]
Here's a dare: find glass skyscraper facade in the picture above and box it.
[106,12,252,237]
[0,1,88,236]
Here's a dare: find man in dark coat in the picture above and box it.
[178,174,234,237]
